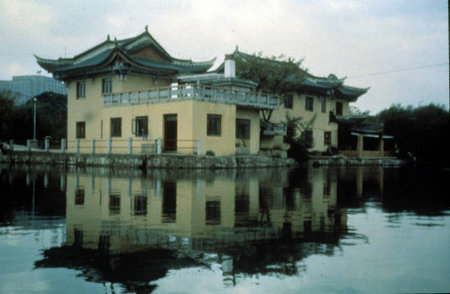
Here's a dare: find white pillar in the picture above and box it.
[61,139,66,153]
[76,139,80,154]
[156,137,162,154]
[44,138,50,152]
[107,138,112,154]
[224,54,236,78]
[91,139,96,154]
[128,137,133,154]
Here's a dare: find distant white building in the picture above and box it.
[0,75,67,104]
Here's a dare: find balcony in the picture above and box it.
[103,84,279,110]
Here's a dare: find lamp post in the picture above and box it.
[33,97,37,141]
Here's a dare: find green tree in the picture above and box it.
[234,52,307,121]
[2,92,67,144]
[376,103,449,167]
[282,113,316,162]
[0,91,16,141]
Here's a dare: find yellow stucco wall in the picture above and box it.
[64,169,345,253]
[66,73,262,155]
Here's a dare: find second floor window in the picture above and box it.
[305,96,314,111]
[76,122,85,139]
[77,81,86,99]
[284,94,293,109]
[207,114,221,136]
[110,118,122,137]
[102,78,112,94]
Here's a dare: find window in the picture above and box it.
[162,182,176,223]
[76,81,86,99]
[324,131,332,145]
[301,130,313,148]
[76,122,85,139]
[236,119,250,140]
[134,195,148,216]
[284,94,293,109]
[109,194,121,215]
[133,116,148,137]
[305,96,314,111]
[321,97,326,113]
[75,188,84,205]
[110,118,122,137]
[336,102,343,116]
[207,114,221,136]
[102,78,112,94]
[206,200,221,225]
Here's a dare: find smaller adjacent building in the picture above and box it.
[336,117,395,158]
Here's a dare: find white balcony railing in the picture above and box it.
[103,84,279,109]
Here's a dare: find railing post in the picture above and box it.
[9,139,14,152]
[61,139,66,153]
[156,137,162,154]
[76,139,80,154]
[197,138,202,156]
[91,139,96,154]
[107,138,112,154]
[27,140,31,151]
[45,138,50,152]
[128,137,132,154]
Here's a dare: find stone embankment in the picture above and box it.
[307,155,406,167]
[0,151,297,169]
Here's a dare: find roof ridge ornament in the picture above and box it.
[107,34,110,41]
[145,25,148,32]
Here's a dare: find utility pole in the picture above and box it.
[33,97,37,141]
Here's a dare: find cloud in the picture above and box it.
[0,0,447,112]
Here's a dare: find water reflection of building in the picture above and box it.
[64,169,347,254]
[35,168,348,292]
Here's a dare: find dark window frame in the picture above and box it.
[76,81,86,99]
[284,94,293,109]
[110,118,122,137]
[207,114,222,136]
[305,96,314,111]
[102,78,112,94]
[76,121,86,139]
[324,131,332,145]
[134,116,148,137]
[236,118,250,140]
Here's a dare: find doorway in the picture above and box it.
[164,114,177,151]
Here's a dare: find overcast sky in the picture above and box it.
[0,0,448,113]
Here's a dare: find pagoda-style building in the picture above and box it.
[35,28,278,155]
[35,26,215,81]
[216,49,369,154]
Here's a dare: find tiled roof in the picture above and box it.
[35,29,215,80]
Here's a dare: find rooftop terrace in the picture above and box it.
[103,83,279,110]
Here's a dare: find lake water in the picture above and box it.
[0,165,449,294]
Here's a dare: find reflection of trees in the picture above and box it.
[35,247,202,294]
[381,168,450,215]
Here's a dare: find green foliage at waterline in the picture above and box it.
[375,103,449,167]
